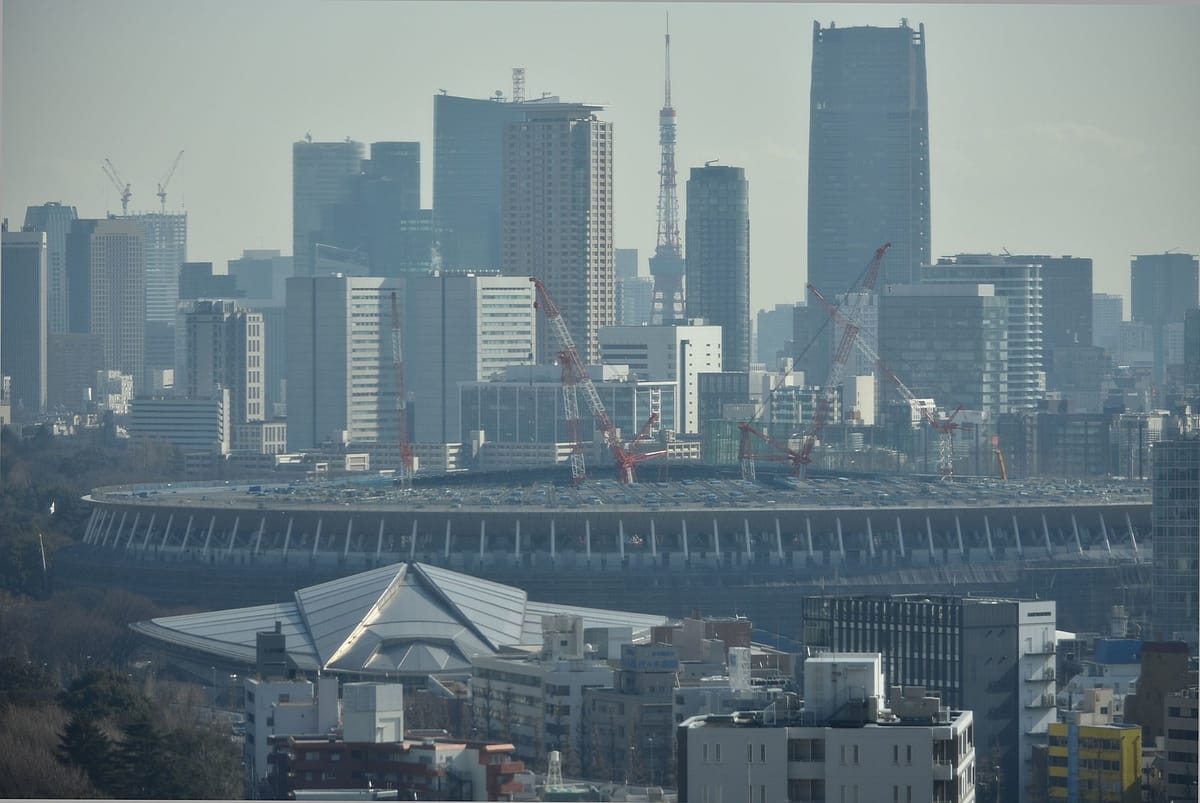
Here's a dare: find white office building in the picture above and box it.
[679,654,976,803]
[286,275,398,451]
[405,272,536,444]
[599,323,723,435]
[176,299,265,424]
[127,392,231,455]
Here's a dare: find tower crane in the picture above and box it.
[531,278,665,484]
[156,150,184,212]
[738,243,891,481]
[390,291,415,489]
[809,285,964,480]
[101,158,132,216]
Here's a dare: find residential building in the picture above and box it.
[924,255,1045,411]
[176,299,265,424]
[126,392,230,456]
[88,219,146,392]
[599,323,723,434]
[501,102,614,364]
[800,595,1057,803]
[293,138,366,277]
[433,93,529,270]
[1131,252,1200,382]
[584,643,680,785]
[406,272,536,443]
[1,229,48,416]
[678,654,974,803]
[1046,722,1141,803]
[879,283,1009,417]
[686,164,750,372]
[244,675,340,790]
[1092,293,1123,354]
[1163,687,1199,803]
[470,615,616,770]
[125,211,186,325]
[285,275,397,451]
[1150,434,1200,646]
[808,20,930,295]
[22,201,78,334]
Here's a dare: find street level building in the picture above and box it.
[678,654,974,803]
[1046,722,1140,803]
[808,20,930,294]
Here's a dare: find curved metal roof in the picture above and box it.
[132,561,667,678]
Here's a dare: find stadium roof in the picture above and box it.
[131,562,667,678]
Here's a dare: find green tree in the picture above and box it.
[58,714,114,791]
[61,667,152,728]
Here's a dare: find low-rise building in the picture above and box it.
[1046,722,1141,802]
[1163,687,1199,803]
[678,654,976,803]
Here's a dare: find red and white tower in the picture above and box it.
[649,15,686,325]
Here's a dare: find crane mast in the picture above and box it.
[531,277,664,483]
[390,291,414,489]
[101,158,132,216]
[157,150,184,212]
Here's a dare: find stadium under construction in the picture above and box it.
[56,467,1153,637]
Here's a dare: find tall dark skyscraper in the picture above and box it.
[1131,252,1200,383]
[1,229,48,416]
[686,165,750,372]
[22,201,77,335]
[1151,434,1200,647]
[433,94,528,270]
[292,138,366,277]
[807,20,930,296]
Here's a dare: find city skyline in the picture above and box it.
[2,1,1198,315]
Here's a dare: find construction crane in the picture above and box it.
[809,285,964,480]
[101,158,132,215]
[390,291,414,489]
[738,243,891,481]
[156,150,184,212]
[531,277,665,484]
[992,436,1008,481]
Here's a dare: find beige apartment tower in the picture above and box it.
[501,102,614,364]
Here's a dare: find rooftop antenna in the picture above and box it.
[512,67,526,103]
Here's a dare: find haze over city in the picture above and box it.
[3,0,1198,312]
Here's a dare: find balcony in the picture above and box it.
[932,760,955,781]
[1024,666,1055,682]
[1026,693,1056,709]
[1028,640,1056,655]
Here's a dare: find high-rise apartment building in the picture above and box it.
[125,212,186,324]
[1131,252,1200,382]
[501,102,614,364]
[808,20,930,295]
[22,202,77,334]
[405,272,536,444]
[433,94,529,270]
[285,274,397,450]
[800,595,1057,803]
[177,299,265,425]
[925,255,1045,411]
[879,283,1009,416]
[1,230,48,415]
[88,219,146,392]
[1150,434,1200,647]
[685,165,750,372]
[292,138,366,277]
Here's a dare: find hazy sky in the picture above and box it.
[3,1,1198,315]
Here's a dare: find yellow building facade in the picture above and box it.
[1047,722,1141,802]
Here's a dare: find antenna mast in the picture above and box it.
[649,13,686,324]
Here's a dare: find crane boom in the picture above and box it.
[532,277,663,483]
[157,150,184,212]
[102,159,132,215]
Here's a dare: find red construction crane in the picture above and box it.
[739,243,891,480]
[809,285,964,480]
[390,291,414,489]
[531,278,665,484]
